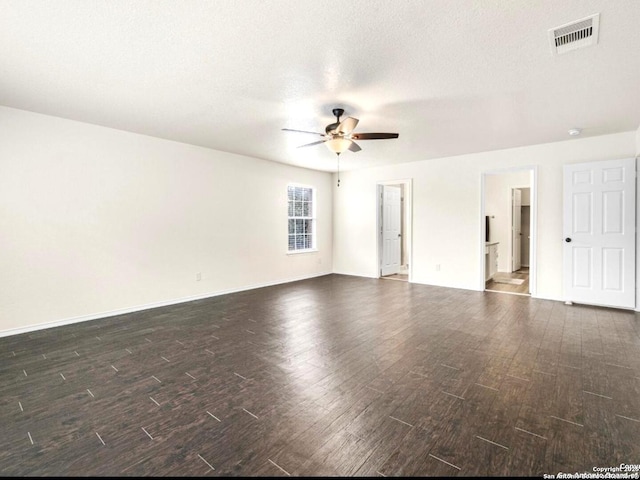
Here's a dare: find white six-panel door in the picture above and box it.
[563,158,636,309]
[381,186,402,276]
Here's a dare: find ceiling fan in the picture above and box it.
[282,108,399,186]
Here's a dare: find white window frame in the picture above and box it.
[287,184,317,254]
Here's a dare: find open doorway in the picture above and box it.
[377,179,412,282]
[480,168,537,296]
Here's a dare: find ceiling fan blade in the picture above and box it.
[351,133,399,140]
[282,128,325,136]
[348,141,362,152]
[337,117,359,135]
[296,139,327,148]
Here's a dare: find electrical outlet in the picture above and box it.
[436,264,441,271]
[196,272,202,281]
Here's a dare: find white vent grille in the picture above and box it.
[549,13,600,55]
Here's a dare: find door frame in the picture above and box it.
[377,179,413,282]
[509,185,529,273]
[480,166,538,296]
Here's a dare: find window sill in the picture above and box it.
[286,248,318,255]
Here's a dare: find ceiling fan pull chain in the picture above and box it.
[337,154,341,187]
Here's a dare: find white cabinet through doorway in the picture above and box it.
[485,242,499,281]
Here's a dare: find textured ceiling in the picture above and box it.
[1,0,639,172]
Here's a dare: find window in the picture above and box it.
[288,185,316,252]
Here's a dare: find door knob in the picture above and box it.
[565,237,572,243]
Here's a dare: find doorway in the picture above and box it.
[480,168,537,296]
[377,179,413,282]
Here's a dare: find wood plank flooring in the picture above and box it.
[1,274,639,476]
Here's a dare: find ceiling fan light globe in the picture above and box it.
[325,137,352,154]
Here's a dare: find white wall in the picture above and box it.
[636,125,640,310]
[333,131,637,301]
[484,170,530,272]
[0,106,332,335]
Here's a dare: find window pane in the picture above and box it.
[287,186,314,251]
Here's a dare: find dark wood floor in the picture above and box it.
[1,274,639,476]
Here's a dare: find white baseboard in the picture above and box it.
[530,293,563,302]
[332,271,379,279]
[409,277,482,292]
[0,271,333,339]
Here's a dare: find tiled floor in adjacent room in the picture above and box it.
[486,267,530,295]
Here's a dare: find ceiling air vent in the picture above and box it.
[548,13,600,55]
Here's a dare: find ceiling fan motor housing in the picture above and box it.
[325,123,340,135]
[326,108,345,135]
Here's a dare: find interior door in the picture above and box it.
[512,188,522,272]
[563,157,636,309]
[521,206,531,266]
[381,185,402,276]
